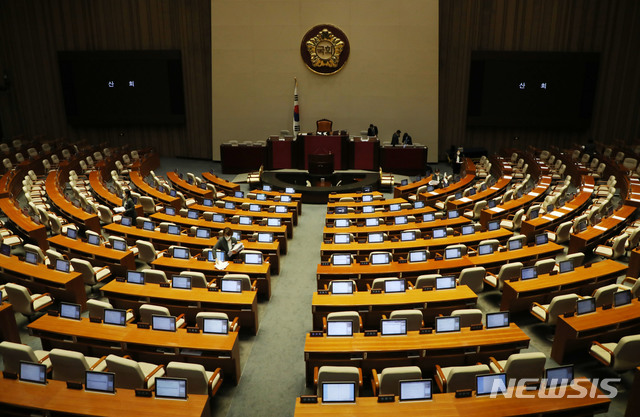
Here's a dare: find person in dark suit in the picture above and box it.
[402,132,412,145]
[391,130,401,146]
[367,124,378,137]
[123,189,136,221]
[214,227,239,259]
[452,147,464,175]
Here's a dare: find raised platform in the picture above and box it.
[261,169,381,204]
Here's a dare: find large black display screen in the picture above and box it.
[58,50,185,126]
[467,51,599,128]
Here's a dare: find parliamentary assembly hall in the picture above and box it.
[0,1,639,416]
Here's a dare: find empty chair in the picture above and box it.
[324,311,362,333]
[477,239,500,252]
[547,221,573,244]
[70,258,111,293]
[136,240,163,264]
[414,274,442,289]
[534,258,556,275]
[530,293,579,325]
[15,152,25,163]
[5,282,53,320]
[179,271,209,288]
[86,299,134,323]
[444,243,467,256]
[195,312,239,332]
[221,274,255,291]
[389,309,423,331]
[500,209,525,231]
[463,200,487,220]
[617,277,640,297]
[143,269,169,284]
[97,204,120,224]
[2,158,12,171]
[372,366,422,396]
[594,234,628,260]
[139,304,186,328]
[484,262,524,290]
[435,363,490,393]
[0,341,52,374]
[24,243,47,263]
[338,197,355,203]
[49,348,107,382]
[586,284,619,307]
[457,266,485,293]
[590,334,640,372]
[315,366,362,397]
[450,309,483,327]
[139,196,159,214]
[166,362,223,396]
[563,252,585,267]
[506,235,526,248]
[105,354,165,389]
[370,277,402,291]
[489,352,546,382]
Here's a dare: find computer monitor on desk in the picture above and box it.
[478,244,494,256]
[167,224,181,235]
[368,232,384,243]
[448,210,459,219]
[435,276,456,290]
[508,239,523,251]
[60,302,81,320]
[535,233,548,245]
[55,259,70,273]
[172,276,191,290]
[520,266,537,280]
[423,213,435,222]
[258,232,273,243]
[19,361,47,385]
[362,206,374,213]
[365,218,379,227]
[432,228,446,239]
[152,315,177,332]
[196,228,210,239]
[103,309,127,326]
[165,207,175,216]
[321,382,356,403]
[371,253,391,265]
[24,250,38,265]
[330,280,354,294]
[384,279,405,293]
[614,290,632,307]
[334,206,347,214]
[202,317,229,335]
[327,321,353,337]
[408,250,428,263]
[389,203,401,212]
[155,377,188,400]
[545,365,573,389]
[362,195,373,202]
[487,220,499,231]
[334,234,350,244]
[476,373,507,396]
[395,216,408,225]
[559,260,574,274]
[85,371,115,394]
[381,318,407,336]
[461,224,475,235]
[332,254,352,266]
[401,231,417,241]
[127,271,144,285]
[576,298,596,315]
[221,279,242,293]
[335,219,350,228]
[485,312,509,329]
[435,316,460,333]
[399,379,432,402]
[444,247,462,260]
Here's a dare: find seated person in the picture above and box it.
[429,169,442,187]
[123,190,137,221]
[214,227,241,260]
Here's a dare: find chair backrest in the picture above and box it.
[580,153,590,164]
[135,240,158,264]
[444,244,467,256]
[316,119,333,133]
[5,283,35,315]
[450,309,483,327]
[507,235,526,248]
[49,348,92,382]
[496,262,524,290]
[139,304,171,323]
[553,221,573,244]
[414,274,441,289]
[457,267,485,293]
[472,200,487,218]
[611,335,640,371]
[316,366,360,396]
[502,352,547,381]
[591,284,619,307]
[196,312,230,330]
[547,294,579,325]
[24,243,46,263]
[379,366,422,395]
[180,271,208,288]
[443,364,490,393]
[140,196,156,213]
[564,252,585,267]
[511,209,525,229]
[222,274,252,291]
[534,259,556,275]
[70,258,98,286]
[97,205,113,223]
[105,355,146,389]
[327,311,361,332]
[86,299,114,320]
[610,235,629,259]
[0,341,40,373]
[371,277,400,290]
[143,269,168,284]
[389,310,423,331]
[166,362,211,395]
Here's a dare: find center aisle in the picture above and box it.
[224,203,326,417]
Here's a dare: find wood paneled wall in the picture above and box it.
[0,0,211,159]
[439,0,640,159]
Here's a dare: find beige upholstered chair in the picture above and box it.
[196,311,239,333]
[488,352,546,382]
[435,364,490,393]
[590,334,640,372]
[530,293,579,325]
[0,341,51,374]
[221,274,255,291]
[105,354,165,389]
[457,267,486,294]
[372,366,422,396]
[49,348,107,382]
[414,274,442,289]
[143,269,168,284]
[166,361,223,396]
[136,240,163,264]
[594,234,628,260]
[484,262,524,290]
[315,366,362,396]
[178,271,210,288]
[139,304,186,328]
[534,259,556,275]
[86,299,134,323]
[323,311,362,333]
[450,309,483,327]
[70,258,111,293]
[389,309,423,331]
[5,282,53,319]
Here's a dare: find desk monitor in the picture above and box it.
[210,214,225,224]
[87,233,101,246]
[414,201,425,209]
[365,218,379,227]
[202,199,213,207]
[448,210,459,219]
[381,318,407,336]
[221,278,242,293]
[331,280,354,294]
[332,254,352,266]
[401,231,417,241]
[195,228,210,239]
[235,191,244,198]
[389,203,401,212]
[486,311,510,329]
[202,317,229,334]
[487,199,497,209]
[520,266,537,280]
[158,186,165,193]
[256,193,267,201]
[334,233,351,244]
[435,276,456,290]
[166,206,177,216]
[0,243,10,257]
[401,179,409,186]
[257,232,273,243]
[103,308,127,326]
[275,205,288,213]
[508,239,523,251]
[326,320,353,337]
[167,224,180,235]
[408,250,428,263]
[487,220,500,231]
[362,194,373,202]
[476,373,507,396]
[55,259,70,273]
[461,224,475,235]
[478,244,494,255]
[614,290,632,307]
[172,275,191,290]
[127,271,144,285]
[249,204,260,212]
[67,228,78,239]
[267,218,281,227]
[559,260,574,274]
[321,382,356,403]
[546,203,555,213]
[85,371,116,394]
[19,361,47,385]
[334,206,347,214]
[384,279,405,293]
[152,315,177,332]
[245,253,262,265]
[215,250,225,262]
[239,216,252,225]
[222,201,234,210]
[432,227,447,239]
[395,216,408,225]
[481,183,487,191]
[435,316,460,333]
[120,216,132,227]
[59,302,81,320]
[371,252,391,265]
[535,233,548,245]
[142,221,155,231]
[172,247,190,260]
[529,208,540,220]
[187,210,199,219]
[545,365,574,388]
[399,379,432,402]
[155,377,188,400]
[576,298,596,315]
[426,185,434,192]
[368,232,384,243]
[423,213,435,222]
[112,239,127,251]
[469,188,477,196]
[262,185,272,191]
[444,247,462,260]
[575,220,587,233]
[24,250,38,265]
[362,205,374,213]
[285,187,295,194]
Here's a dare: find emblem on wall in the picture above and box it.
[300,25,350,75]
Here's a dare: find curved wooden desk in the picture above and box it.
[0,197,47,248]
[48,234,135,277]
[322,217,471,239]
[202,171,240,194]
[568,204,636,254]
[45,169,100,233]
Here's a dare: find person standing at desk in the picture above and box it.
[402,132,412,145]
[391,130,401,146]
[123,190,137,221]
[452,147,464,175]
[367,124,378,137]
[214,227,240,260]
